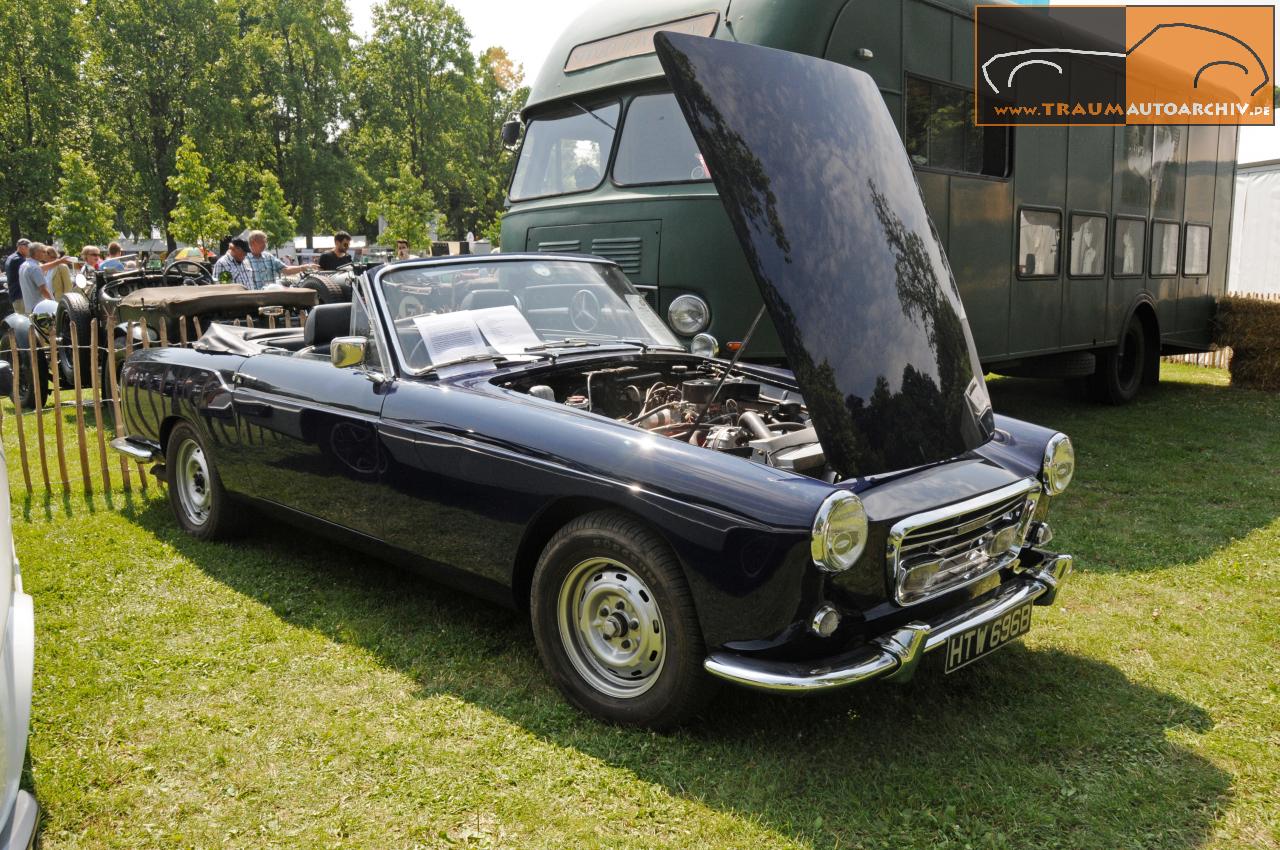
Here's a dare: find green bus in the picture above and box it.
[500,0,1237,402]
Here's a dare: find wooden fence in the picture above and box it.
[3,309,307,498]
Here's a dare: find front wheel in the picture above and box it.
[531,511,716,729]
[0,334,47,411]
[165,421,243,540]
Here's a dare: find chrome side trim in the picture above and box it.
[703,555,1071,693]
[110,436,158,462]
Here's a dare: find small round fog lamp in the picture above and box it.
[810,604,841,638]
[690,333,719,358]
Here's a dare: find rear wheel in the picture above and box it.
[1091,313,1149,405]
[166,421,243,540]
[55,292,94,387]
[531,511,716,729]
[0,333,47,411]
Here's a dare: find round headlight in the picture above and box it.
[31,299,57,332]
[1042,432,1075,495]
[811,491,868,573]
[668,294,710,335]
[690,333,719,358]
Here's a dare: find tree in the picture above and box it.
[46,151,116,251]
[250,171,297,249]
[367,163,442,248]
[0,0,83,241]
[167,136,236,250]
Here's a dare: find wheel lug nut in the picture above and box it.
[629,619,640,631]
[615,601,625,610]
[599,608,609,617]
[621,640,631,649]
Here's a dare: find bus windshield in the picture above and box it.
[510,102,619,200]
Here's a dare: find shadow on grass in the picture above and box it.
[130,496,1233,849]
[989,374,1280,572]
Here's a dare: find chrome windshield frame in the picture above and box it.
[368,253,680,379]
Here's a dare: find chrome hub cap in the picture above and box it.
[557,557,666,698]
[175,439,212,526]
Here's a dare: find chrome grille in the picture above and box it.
[589,236,643,274]
[888,479,1039,606]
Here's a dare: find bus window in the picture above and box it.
[905,75,1009,178]
[1018,208,1061,277]
[1069,214,1107,277]
[1151,221,1179,276]
[1184,224,1210,276]
[509,102,621,201]
[614,93,711,185]
[1113,217,1146,277]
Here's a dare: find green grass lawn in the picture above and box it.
[6,363,1278,849]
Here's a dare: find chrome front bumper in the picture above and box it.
[703,554,1072,693]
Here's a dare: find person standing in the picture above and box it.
[210,238,256,287]
[4,239,30,316]
[394,239,417,260]
[317,231,353,271]
[44,246,75,298]
[245,230,314,289]
[99,242,126,272]
[17,242,60,312]
[79,245,101,270]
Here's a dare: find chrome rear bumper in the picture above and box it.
[703,554,1072,693]
[110,436,158,462]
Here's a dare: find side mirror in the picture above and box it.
[500,117,523,150]
[0,361,11,398]
[330,336,367,369]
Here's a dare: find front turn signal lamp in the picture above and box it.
[811,491,868,573]
[1041,432,1075,495]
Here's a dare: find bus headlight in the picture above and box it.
[1041,432,1075,495]
[811,491,868,573]
[668,294,710,335]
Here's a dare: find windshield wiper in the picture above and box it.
[524,338,601,351]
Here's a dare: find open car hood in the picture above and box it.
[656,32,995,478]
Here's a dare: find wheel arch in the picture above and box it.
[510,497,687,615]
[1123,297,1161,386]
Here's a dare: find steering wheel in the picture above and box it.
[164,260,213,286]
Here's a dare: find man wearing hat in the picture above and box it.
[211,238,256,288]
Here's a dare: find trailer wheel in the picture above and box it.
[1091,313,1149,405]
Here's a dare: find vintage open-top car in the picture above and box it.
[113,34,1075,728]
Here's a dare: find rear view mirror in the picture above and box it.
[330,337,367,369]
[501,116,523,150]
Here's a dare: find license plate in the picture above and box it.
[943,601,1033,674]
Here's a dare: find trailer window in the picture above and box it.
[1184,224,1210,276]
[1151,221,1179,276]
[1017,209,1061,277]
[510,102,620,201]
[1113,218,1145,277]
[614,93,711,186]
[1069,214,1107,277]
[905,76,1009,178]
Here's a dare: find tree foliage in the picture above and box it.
[0,0,527,249]
[367,164,443,249]
[47,150,116,251]
[167,136,236,250]
[251,171,298,250]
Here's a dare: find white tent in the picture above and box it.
[1229,159,1280,296]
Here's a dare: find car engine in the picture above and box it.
[502,361,833,480]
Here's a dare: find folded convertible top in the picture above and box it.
[118,284,316,318]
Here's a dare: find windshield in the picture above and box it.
[509,102,620,201]
[378,259,681,372]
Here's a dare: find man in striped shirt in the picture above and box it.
[211,238,255,287]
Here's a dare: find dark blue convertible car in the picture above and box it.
[113,33,1075,728]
